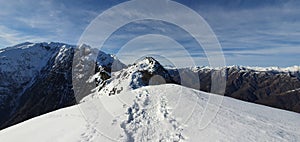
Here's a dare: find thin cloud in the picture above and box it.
[0,0,299,67]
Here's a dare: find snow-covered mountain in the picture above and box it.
[89,57,175,98]
[0,42,74,128]
[0,42,300,141]
[0,42,125,130]
[0,42,299,132]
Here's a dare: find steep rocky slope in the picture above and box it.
[169,66,300,112]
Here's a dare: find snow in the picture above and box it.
[245,65,300,72]
[0,42,74,76]
[0,43,52,73]
[0,84,299,142]
[190,65,300,73]
[0,106,88,142]
[285,88,300,93]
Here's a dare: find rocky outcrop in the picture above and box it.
[95,57,175,97]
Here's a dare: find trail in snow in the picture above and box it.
[119,89,184,141]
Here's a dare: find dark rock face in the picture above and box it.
[169,67,300,113]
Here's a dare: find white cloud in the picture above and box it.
[115,34,208,68]
[0,25,50,47]
[191,2,300,67]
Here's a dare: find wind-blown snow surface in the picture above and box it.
[0,84,299,142]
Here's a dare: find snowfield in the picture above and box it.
[0,84,299,142]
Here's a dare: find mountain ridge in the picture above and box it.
[0,42,299,130]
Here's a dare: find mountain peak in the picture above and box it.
[132,56,163,72]
[92,56,175,97]
[13,42,33,47]
[137,56,158,64]
[77,43,91,49]
[143,56,157,62]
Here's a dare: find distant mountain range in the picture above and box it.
[0,42,299,130]
[169,66,300,113]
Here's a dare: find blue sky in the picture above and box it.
[0,0,299,67]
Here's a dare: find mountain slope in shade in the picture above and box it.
[0,84,299,142]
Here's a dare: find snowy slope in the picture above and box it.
[0,84,299,142]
